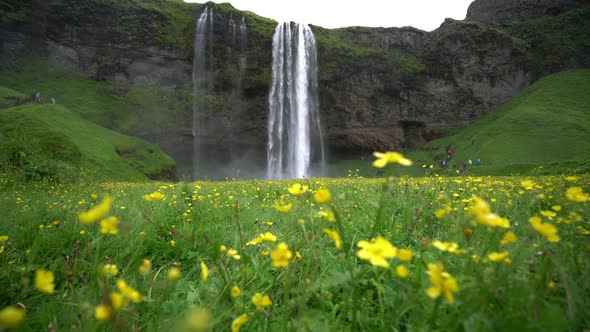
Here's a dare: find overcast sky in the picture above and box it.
[184,0,474,31]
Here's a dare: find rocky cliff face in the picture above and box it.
[466,0,588,25]
[0,0,585,160]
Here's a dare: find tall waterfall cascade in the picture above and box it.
[192,7,213,178]
[267,23,325,180]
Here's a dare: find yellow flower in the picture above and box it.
[167,267,182,281]
[398,249,413,262]
[425,263,459,304]
[295,251,303,261]
[435,205,452,219]
[566,187,589,203]
[94,305,112,321]
[78,195,112,224]
[0,235,8,243]
[246,232,277,246]
[396,265,409,278]
[110,292,124,311]
[287,183,308,195]
[520,180,535,190]
[226,249,241,260]
[200,262,208,282]
[314,188,331,203]
[143,191,165,201]
[432,241,466,254]
[35,269,55,294]
[252,293,272,311]
[185,308,212,332]
[103,264,118,277]
[565,176,579,182]
[372,151,412,168]
[500,232,518,246]
[540,210,556,219]
[271,243,293,268]
[357,237,397,268]
[231,286,242,297]
[116,279,144,303]
[231,313,249,332]
[322,228,342,249]
[487,251,510,262]
[100,216,119,235]
[0,306,25,328]
[139,259,151,275]
[468,196,510,228]
[551,205,562,211]
[530,216,560,242]
[316,210,336,222]
[274,200,293,213]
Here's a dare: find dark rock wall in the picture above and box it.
[1,0,586,155]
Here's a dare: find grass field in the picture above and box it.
[0,99,176,182]
[0,159,588,330]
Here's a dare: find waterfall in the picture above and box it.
[192,7,213,178]
[267,23,325,180]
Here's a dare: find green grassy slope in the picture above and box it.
[0,101,177,182]
[0,85,25,106]
[409,69,590,174]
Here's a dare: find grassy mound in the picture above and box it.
[0,100,177,182]
[409,69,590,175]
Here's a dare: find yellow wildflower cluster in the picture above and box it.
[246,232,277,246]
[425,263,459,304]
[530,216,560,242]
[468,196,510,228]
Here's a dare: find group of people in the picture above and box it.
[439,146,481,174]
[30,91,56,104]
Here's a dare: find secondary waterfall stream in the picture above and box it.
[192,7,213,178]
[267,23,325,180]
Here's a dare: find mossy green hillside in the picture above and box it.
[0,85,25,106]
[409,69,590,173]
[0,101,176,182]
[509,7,590,76]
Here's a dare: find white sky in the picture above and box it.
[184,0,474,31]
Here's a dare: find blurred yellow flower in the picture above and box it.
[316,210,336,222]
[357,237,397,268]
[116,279,144,303]
[314,188,331,203]
[35,269,55,294]
[231,313,249,332]
[322,228,342,249]
[540,210,556,219]
[500,232,518,246]
[110,292,124,311]
[271,243,293,268]
[200,262,209,282]
[100,216,119,235]
[566,187,589,203]
[143,191,165,201]
[246,232,277,246]
[231,286,241,297]
[94,305,112,321]
[252,293,272,311]
[139,259,152,275]
[396,265,409,278]
[468,196,510,228]
[425,263,459,304]
[530,216,560,242]
[287,183,308,195]
[0,306,25,328]
[103,264,118,277]
[432,241,466,254]
[0,235,8,243]
[167,267,182,281]
[520,180,535,190]
[487,251,510,262]
[372,151,412,168]
[78,195,112,224]
[274,200,293,213]
[398,249,413,262]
